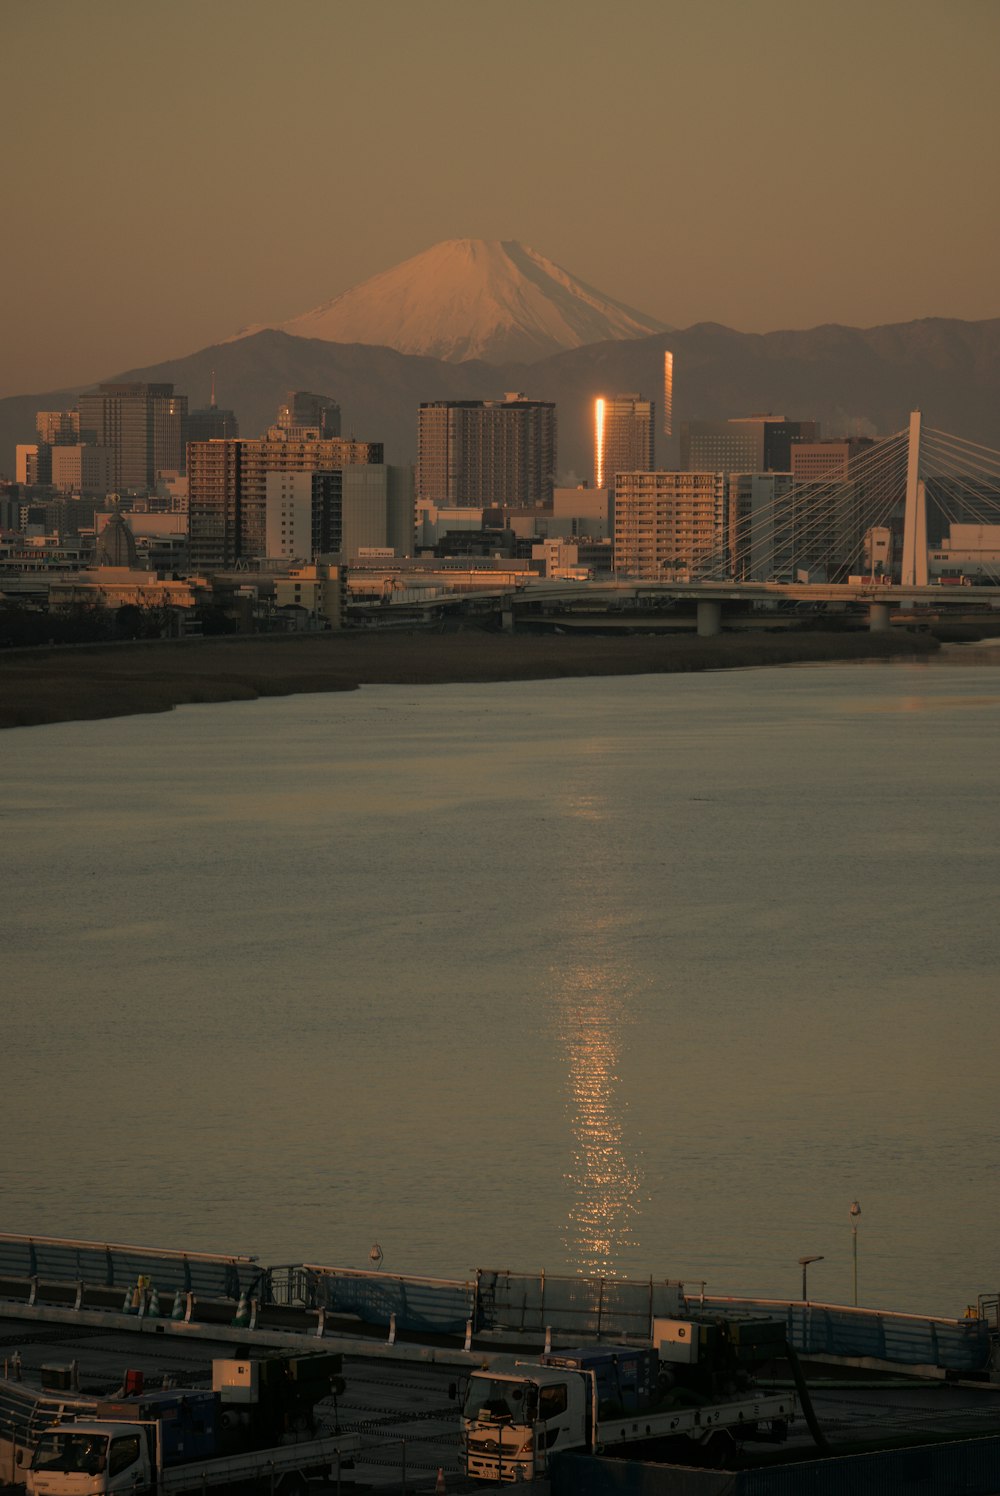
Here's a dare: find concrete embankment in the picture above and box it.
[0,628,939,731]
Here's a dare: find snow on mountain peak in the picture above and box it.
[245,240,668,364]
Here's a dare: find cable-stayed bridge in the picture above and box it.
[701,410,1000,591]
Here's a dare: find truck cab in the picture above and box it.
[27,1422,149,1496]
[462,1365,589,1482]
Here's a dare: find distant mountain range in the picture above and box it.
[3,317,1000,482]
[3,238,999,478]
[231,239,670,365]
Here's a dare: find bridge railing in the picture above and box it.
[305,1264,477,1335]
[688,1293,991,1373]
[477,1270,684,1340]
[0,1232,260,1300]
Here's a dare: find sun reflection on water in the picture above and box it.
[548,784,644,1275]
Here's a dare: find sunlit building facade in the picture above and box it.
[594,393,654,492]
[663,352,673,438]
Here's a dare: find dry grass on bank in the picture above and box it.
[0,628,938,731]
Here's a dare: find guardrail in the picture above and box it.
[690,1294,992,1374]
[0,1233,260,1300]
[0,1234,991,1372]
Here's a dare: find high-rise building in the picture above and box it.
[186,439,246,573]
[594,393,654,492]
[417,394,556,508]
[265,465,413,562]
[680,417,819,474]
[186,376,240,445]
[188,428,384,572]
[77,383,187,492]
[790,438,875,482]
[663,353,674,438]
[15,446,39,486]
[50,445,114,497]
[36,410,80,446]
[33,410,82,484]
[277,390,340,439]
[728,468,875,582]
[614,471,726,579]
[727,472,795,580]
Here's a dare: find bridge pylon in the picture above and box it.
[900,410,928,588]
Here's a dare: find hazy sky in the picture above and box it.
[2,0,998,397]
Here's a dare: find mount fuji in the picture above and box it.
[234,239,669,365]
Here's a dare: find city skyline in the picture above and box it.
[2,0,999,397]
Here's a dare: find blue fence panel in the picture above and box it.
[694,1296,990,1373]
[478,1271,684,1337]
[310,1268,476,1334]
[0,1234,259,1300]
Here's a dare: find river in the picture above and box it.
[3,650,999,1316]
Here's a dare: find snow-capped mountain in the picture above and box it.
[237,239,669,364]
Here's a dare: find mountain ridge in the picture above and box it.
[2,316,1000,481]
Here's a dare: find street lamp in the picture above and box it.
[850,1201,861,1306]
[798,1255,824,1302]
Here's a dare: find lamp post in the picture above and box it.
[850,1201,861,1306]
[798,1255,824,1302]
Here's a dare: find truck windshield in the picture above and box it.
[464,1378,537,1424]
[32,1433,109,1475]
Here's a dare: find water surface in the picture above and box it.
[3,655,999,1316]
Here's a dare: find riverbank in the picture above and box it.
[0,628,939,730]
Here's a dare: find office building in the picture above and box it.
[15,446,39,486]
[727,473,795,579]
[680,417,819,474]
[77,382,187,492]
[188,428,385,572]
[553,486,613,540]
[594,393,654,492]
[36,410,81,446]
[790,438,875,482]
[32,410,82,484]
[50,445,114,497]
[186,439,246,572]
[663,353,674,438]
[729,468,874,581]
[417,394,556,508]
[614,471,726,579]
[186,377,240,445]
[277,390,340,438]
[265,466,413,562]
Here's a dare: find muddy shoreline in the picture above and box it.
[0,629,939,731]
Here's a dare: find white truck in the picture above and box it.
[462,1351,796,1483]
[25,1420,360,1496]
[20,1351,359,1496]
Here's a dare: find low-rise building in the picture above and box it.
[273,561,346,627]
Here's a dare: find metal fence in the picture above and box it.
[691,1294,991,1374]
[0,1233,990,1374]
[0,1233,261,1299]
[306,1266,477,1336]
[478,1271,684,1339]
